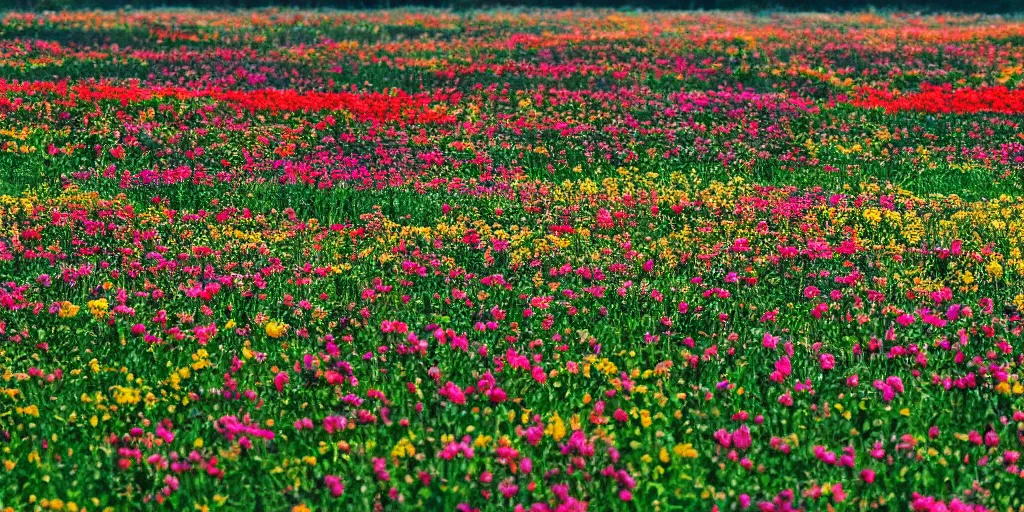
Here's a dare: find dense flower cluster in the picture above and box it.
[851,85,1024,115]
[1,8,1024,512]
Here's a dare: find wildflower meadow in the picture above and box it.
[1,8,1024,512]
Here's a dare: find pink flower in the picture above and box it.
[323,416,347,434]
[531,366,547,384]
[879,385,895,402]
[324,475,345,497]
[372,457,390,481]
[811,303,828,319]
[770,356,791,382]
[498,479,519,498]
[946,304,962,321]
[832,483,846,503]
[819,353,835,371]
[380,320,408,334]
[713,428,732,448]
[155,425,175,443]
[984,431,1000,448]
[273,372,289,393]
[870,442,885,459]
[731,425,752,451]
[951,240,963,255]
[440,381,467,405]
[1003,451,1020,465]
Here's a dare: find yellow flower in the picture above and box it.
[545,412,567,441]
[87,298,109,318]
[961,271,975,285]
[58,301,80,318]
[862,208,882,225]
[639,410,653,428]
[112,386,141,405]
[191,350,209,370]
[16,405,39,417]
[673,443,698,459]
[985,260,1003,279]
[391,438,416,458]
[265,321,287,339]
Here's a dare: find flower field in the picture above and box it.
[2,8,1024,512]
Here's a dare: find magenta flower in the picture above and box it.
[273,372,289,392]
[324,475,344,497]
[323,416,347,434]
[731,425,752,451]
[819,353,835,370]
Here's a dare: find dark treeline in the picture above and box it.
[0,0,1021,14]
